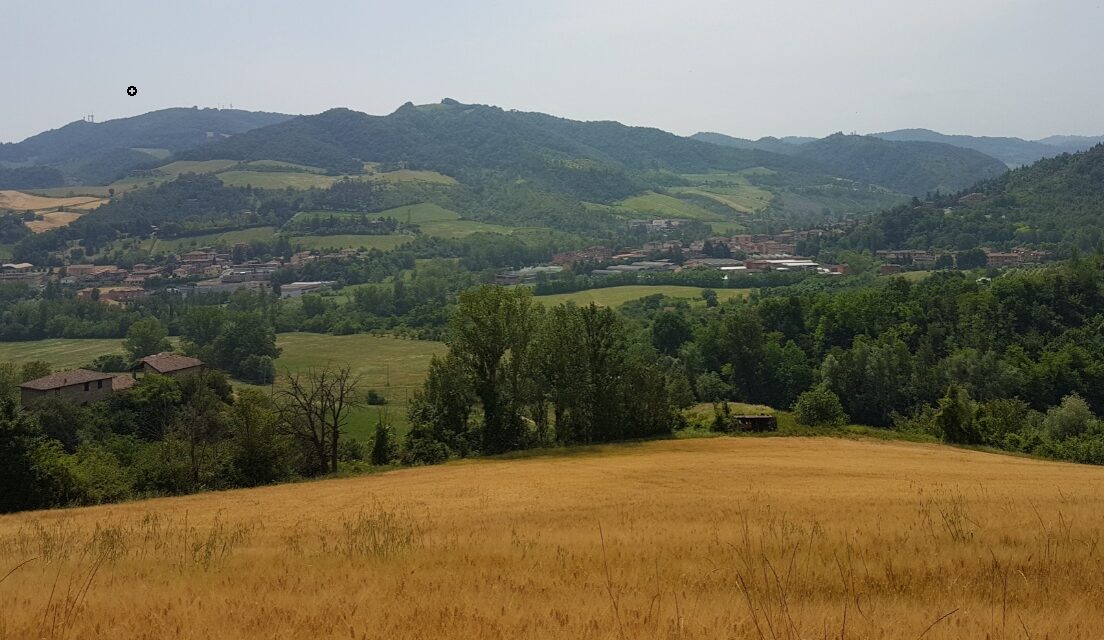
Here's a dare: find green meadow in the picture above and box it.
[0,333,446,441]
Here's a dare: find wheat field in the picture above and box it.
[2,437,1103,639]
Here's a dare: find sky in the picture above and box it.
[3,0,1102,143]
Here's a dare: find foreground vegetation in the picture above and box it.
[2,437,1102,639]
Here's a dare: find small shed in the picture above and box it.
[733,415,778,432]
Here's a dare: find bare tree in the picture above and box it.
[276,366,362,474]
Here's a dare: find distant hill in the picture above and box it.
[694,130,1008,195]
[0,108,293,183]
[842,143,1104,250]
[689,132,808,154]
[0,165,65,190]
[179,101,825,195]
[872,128,1104,167]
[790,134,1008,196]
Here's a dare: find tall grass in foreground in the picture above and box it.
[1,437,1103,639]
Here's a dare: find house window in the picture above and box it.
[84,382,90,391]
[97,380,103,389]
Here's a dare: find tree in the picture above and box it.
[277,366,361,474]
[956,248,988,270]
[371,411,395,465]
[211,312,280,379]
[1043,393,1097,440]
[936,384,979,444]
[449,286,537,453]
[406,354,475,463]
[129,373,182,440]
[651,312,692,356]
[0,400,47,513]
[20,361,52,383]
[124,317,171,361]
[792,385,848,427]
[701,288,718,308]
[226,388,287,486]
[173,373,229,488]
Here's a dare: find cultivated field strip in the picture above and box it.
[1,437,1103,639]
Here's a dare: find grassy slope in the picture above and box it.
[2,437,1102,638]
[147,227,279,253]
[215,171,337,189]
[378,202,514,237]
[534,285,751,308]
[0,338,126,369]
[0,334,444,440]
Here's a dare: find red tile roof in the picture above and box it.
[20,369,115,391]
[136,352,204,374]
[112,374,136,391]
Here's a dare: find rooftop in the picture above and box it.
[20,369,115,391]
[136,352,204,374]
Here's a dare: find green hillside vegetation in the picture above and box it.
[377,203,514,237]
[699,131,1008,196]
[0,108,291,167]
[840,143,1104,250]
[535,285,751,308]
[216,170,338,189]
[792,134,1008,195]
[0,334,443,440]
[147,226,279,253]
[873,128,1104,167]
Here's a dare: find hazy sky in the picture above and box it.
[4,0,1102,143]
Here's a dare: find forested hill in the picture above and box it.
[688,132,809,154]
[177,100,826,200]
[873,128,1104,168]
[0,108,293,164]
[0,108,293,184]
[693,131,1008,196]
[840,143,1104,251]
[787,134,1008,196]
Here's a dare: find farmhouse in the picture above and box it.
[132,352,204,378]
[20,369,117,406]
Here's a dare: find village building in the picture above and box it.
[493,266,565,285]
[19,369,118,406]
[280,281,337,298]
[132,352,204,378]
[552,246,612,266]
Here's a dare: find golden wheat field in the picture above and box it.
[2,437,1103,639]
[0,191,105,213]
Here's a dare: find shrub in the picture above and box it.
[371,423,395,465]
[792,385,848,427]
[365,389,388,406]
[238,355,276,385]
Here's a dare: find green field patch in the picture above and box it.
[359,169,458,185]
[269,333,446,439]
[156,160,240,176]
[130,148,172,160]
[149,226,277,253]
[216,171,338,189]
[290,234,415,252]
[0,334,443,441]
[0,338,139,369]
[615,192,726,221]
[26,186,115,198]
[379,203,514,237]
[242,160,327,173]
[535,285,751,308]
[0,244,12,260]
